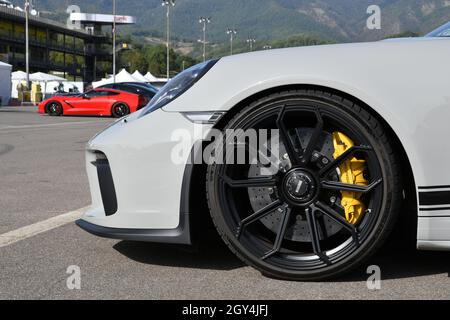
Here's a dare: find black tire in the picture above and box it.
[206,89,402,281]
[46,101,63,116]
[111,103,130,118]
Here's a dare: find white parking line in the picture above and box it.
[0,121,109,130]
[0,207,88,248]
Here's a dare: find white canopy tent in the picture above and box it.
[30,72,67,82]
[92,69,168,88]
[12,71,67,83]
[92,69,144,88]
[30,72,67,99]
[11,70,27,81]
[132,71,150,83]
[144,72,158,82]
[144,71,167,82]
[0,61,12,106]
[113,69,139,82]
[11,71,83,99]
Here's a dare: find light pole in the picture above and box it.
[226,29,237,55]
[198,17,211,62]
[162,0,175,80]
[246,38,256,52]
[112,0,116,83]
[24,1,30,89]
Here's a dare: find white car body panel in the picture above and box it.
[83,110,209,230]
[165,38,450,188]
[80,37,450,249]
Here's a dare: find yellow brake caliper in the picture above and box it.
[332,132,368,225]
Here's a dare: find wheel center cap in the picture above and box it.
[283,169,317,203]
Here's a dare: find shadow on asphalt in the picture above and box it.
[113,238,245,271]
[341,249,450,282]
[114,237,450,280]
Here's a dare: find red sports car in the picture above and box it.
[38,88,149,118]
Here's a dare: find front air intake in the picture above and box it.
[93,152,118,216]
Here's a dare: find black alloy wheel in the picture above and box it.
[46,101,63,116]
[206,90,402,281]
[112,103,130,118]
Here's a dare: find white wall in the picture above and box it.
[0,64,12,106]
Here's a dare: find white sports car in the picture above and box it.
[77,22,450,280]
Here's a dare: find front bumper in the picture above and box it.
[37,103,45,114]
[77,109,210,244]
[76,212,191,244]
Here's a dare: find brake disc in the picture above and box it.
[247,128,343,242]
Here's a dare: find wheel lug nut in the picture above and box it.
[330,196,337,204]
[322,158,329,165]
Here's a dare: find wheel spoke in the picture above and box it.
[321,178,382,193]
[261,206,292,260]
[221,174,277,188]
[276,105,302,165]
[315,202,361,246]
[306,207,330,264]
[319,145,373,177]
[315,203,355,232]
[302,109,324,163]
[236,200,283,239]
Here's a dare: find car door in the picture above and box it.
[63,90,110,115]
[91,91,115,115]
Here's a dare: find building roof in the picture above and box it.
[70,13,136,26]
[0,5,104,38]
[0,61,12,69]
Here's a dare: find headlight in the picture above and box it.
[139,59,219,118]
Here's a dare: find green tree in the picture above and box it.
[120,49,148,74]
[120,44,199,77]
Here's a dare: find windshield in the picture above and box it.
[426,21,450,37]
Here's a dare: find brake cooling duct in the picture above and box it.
[332,132,369,225]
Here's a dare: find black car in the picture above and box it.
[98,82,158,100]
[149,81,168,89]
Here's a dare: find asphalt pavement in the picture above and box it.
[0,107,449,300]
